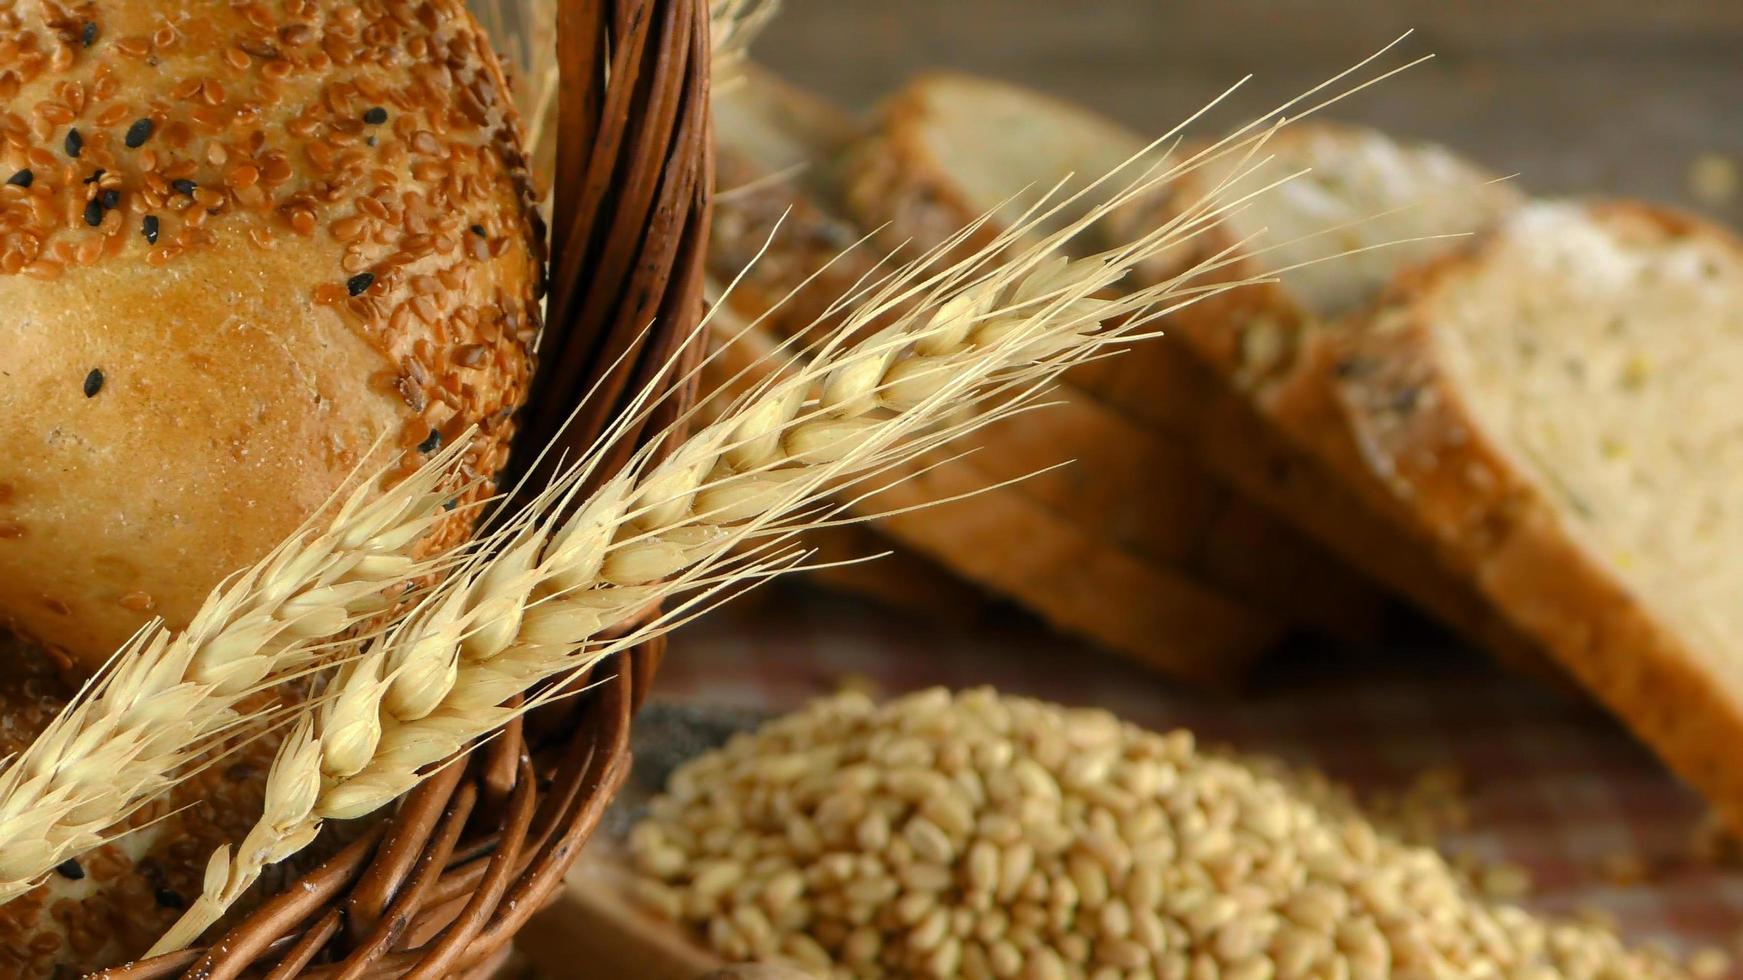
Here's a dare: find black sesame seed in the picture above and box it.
[418,428,442,454]
[346,271,375,296]
[55,858,86,880]
[470,224,486,237]
[142,214,159,244]
[81,21,97,47]
[65,127,83,158]
[5,169,30,188]
[154,886,187,910]
[124,117,154,149]
[83,198,104,227]
[100,188,120,209]
[363,106,388,125]
[83,369,104,398]
[171,178,197,196]
[83,168,105,184]
[442,497,458,512]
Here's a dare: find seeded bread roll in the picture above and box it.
[1335,200,1743,830]
[0,0,543,673]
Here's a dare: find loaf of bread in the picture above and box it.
[1335,200,1743,829]
[0,0,543,674]
[836,72,1386,646]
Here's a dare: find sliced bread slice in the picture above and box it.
[1336,200,1743,827]
[711,66,888,344]
[1100,120,1551,670]
[839,72,1386,643]
[708,73,1297,677]
[843,71,1153,257]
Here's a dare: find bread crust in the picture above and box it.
[1335,200,1743,829]
[0,0,542,671]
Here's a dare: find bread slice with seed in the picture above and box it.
[1099,120,1549,669]
[708,72,1315,674]
[836,72,1386,644]
[709,78,1291,668]
[1335,200,1743,828]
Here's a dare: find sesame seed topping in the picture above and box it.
[55,858,86,880]
[83,169,106,185]
[171,178,197,196]
[363,106,388,125]
[471,224,487,237]
[346,271,376,296]
[5,170,31,188]
[83,199,104,227]
[81,21,98,47]
[418,428,442,453]
[143,215,160,244]
[82,369,104,398]
[154,886,187,910]
[65,128,83,158]
[125,118,155,149]
[100,189,120,210]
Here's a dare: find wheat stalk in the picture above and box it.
[0,440,478,903]
[150,149,1269,948]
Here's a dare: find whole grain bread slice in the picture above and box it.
[1335,200,1743,828]
[1097,119,1553,670]
[707,69,1300,677]
[837,72,1386,643]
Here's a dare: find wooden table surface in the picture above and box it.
[754,0,1743,226]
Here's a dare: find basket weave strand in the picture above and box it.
[86,0,711,974]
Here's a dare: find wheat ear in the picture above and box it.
[0,439,477,903]
[152,155,1253,949]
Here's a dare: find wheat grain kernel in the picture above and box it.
[628,689,1696,979]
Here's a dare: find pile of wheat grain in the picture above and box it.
[628,688,1700,979]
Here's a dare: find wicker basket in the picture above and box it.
[89,0,713,975]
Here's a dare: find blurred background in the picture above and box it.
[756,0,1743,225]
